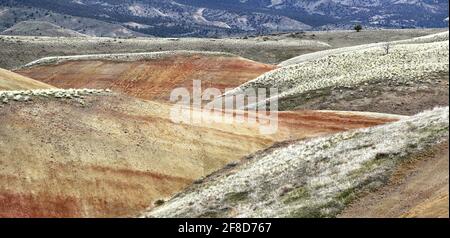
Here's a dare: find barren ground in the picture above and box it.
[15,53,275,102]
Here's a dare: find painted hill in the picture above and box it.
[141,107,449,218]
[0,89,400,217]
[15,51,277,102]
[0,67,54,90]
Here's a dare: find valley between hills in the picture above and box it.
[0,29,448,218]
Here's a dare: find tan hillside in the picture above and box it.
[0,90,400,218]
[0,67,55,90]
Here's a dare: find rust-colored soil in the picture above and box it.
[15,54,275,101]
[0,94,398,218]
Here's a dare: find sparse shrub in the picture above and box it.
[193,178,204,184]
[224,191,249,203]
[383,43,391,55]
[228,40,448,108]
[225,161,239,168]
[278,184,294,197]
[354,24,363,32]
[0,89,109,105]
[154,199,165,207]
[282,187,310,204]
[143,107,449,218]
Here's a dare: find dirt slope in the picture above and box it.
[15,52,276,102]
[0,67,55,90]
[339,141,449,218]
[0,91,400,218]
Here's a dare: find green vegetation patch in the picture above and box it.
[282,187,310,204]
[288,206,327,218]
[224,191,250,203]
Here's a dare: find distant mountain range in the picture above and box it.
[1,0,448,37]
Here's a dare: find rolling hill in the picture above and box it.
[0,24,448,219]
[0,88,400,217]
[14,51,276,101]
[224,32,449,114]
[0,34,331,69]
[141,107,449,218]
[279,31,450,66]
